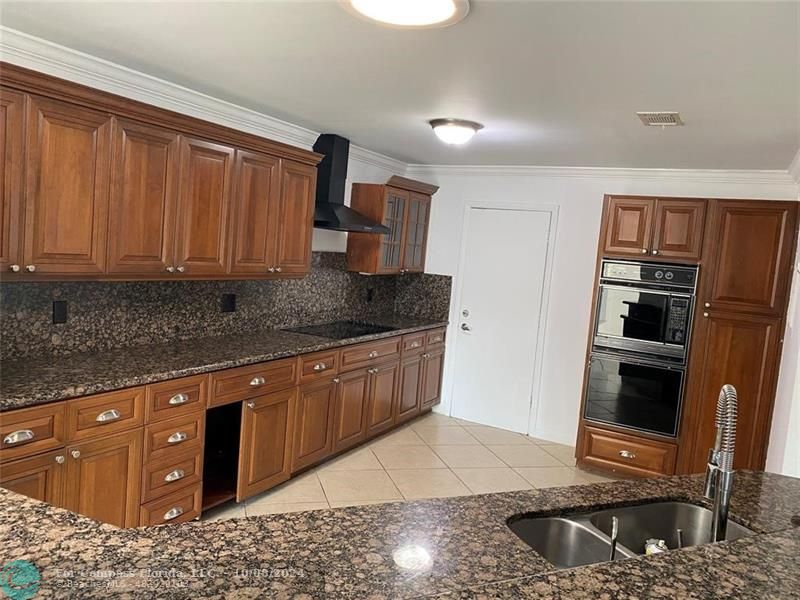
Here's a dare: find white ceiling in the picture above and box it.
[2,1,798,169]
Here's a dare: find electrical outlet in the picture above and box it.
[366,288,375,302]
[221,293,236,313]
[52,300,68,324]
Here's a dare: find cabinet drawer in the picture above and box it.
[139,483,202,526]
[146,375,207,423]
[340,338,401,372]
[425,328,446,349]
[580,426,677,477]
[1,402,66,461]
[66,388,144,442]
[401,333,426,357]
[143,413,204,463]
[209,358,298,407]
[141,449,203,503]
[299,350,339,384]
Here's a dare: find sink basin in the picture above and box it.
[589,501,754,553]
[509,517,635,569]
[509,501,755,569]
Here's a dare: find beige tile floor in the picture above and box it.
[203,412,617,521]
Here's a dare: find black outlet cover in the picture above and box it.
[221,293,236,313]
[52,300,68,324]
[366,288,374,302]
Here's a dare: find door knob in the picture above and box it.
[641,249,648,254]
[460,323,472,332]
[651,250,659,255]
[70,450,81,459]
[9,264,19,272]
[246,401,255,409]
[166,266,175,273]
[461,309,470,318]
[176,266,185,273]
[704,302,711,308]
[25,265,36,272]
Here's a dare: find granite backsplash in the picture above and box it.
[0,252,451,359]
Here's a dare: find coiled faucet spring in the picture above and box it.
[704,384,738,542]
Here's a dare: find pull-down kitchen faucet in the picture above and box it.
[703,384,738,542]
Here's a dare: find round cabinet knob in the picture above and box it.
[165,266,175,273]
[332,377,341,384]
[246,401,255,409]
[268,267,275,273]
[275,267,282,273]
[176,266,185,273]
[704,302,711,308]
[641,248,648,254]
[9,264,20,273]
[25,265,36,273]
[703,312,709,318]
[70,450,81,459]
[651,250,659,255]
[55,455,65,464]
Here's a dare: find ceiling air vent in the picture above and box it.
[636,111,684,127]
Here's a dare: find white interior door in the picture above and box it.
[451,206,552,432]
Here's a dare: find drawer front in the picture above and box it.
[139,483,202,526]
[425,328,446,349]
[144,413,204,463]
[580,426,677,477]
[299,350,339,384]
[340,337,401,372]
[66,388,144,442]
[0,402,66,461]
[146,375,207,423]
[401,333,426,357]
[210,358,298,407]
[141,449,203,503]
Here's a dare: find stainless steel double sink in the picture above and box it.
[508,501,755,569]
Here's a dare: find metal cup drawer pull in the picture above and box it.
[163,506,184,521]
[168,393,189,406]
[95,409,122,423]
[410,342,421,349]
[313,362,328,372]
[249,376,266,386]
[167,431,188,444]
[3,429,34,446]
[368,351,379,359]
[164,469,186,483]
[432,336,443,343]
[618,450,637,460]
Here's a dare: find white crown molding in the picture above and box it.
[0,26,406,175]
[407,163,799,189]
[789,148,800,187]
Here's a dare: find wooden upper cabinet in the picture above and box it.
[228,150,280,275]
[603,197,654,257]
[273,159,315,275]
[403,192,430,273]
[347,176,438,274]
[651,199,706,261]
[63,428,143,528]
[173,136,234,276]
[237,387,295,501]
[682,311,781,473]
[24,95,112,275]
[0,89,24,273]
[703,200,798,316]
[107,119,179,274]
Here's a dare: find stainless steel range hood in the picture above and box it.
[313,134,390,234]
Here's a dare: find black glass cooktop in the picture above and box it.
[283,320,398,340]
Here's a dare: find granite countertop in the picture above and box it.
[1,471,798,598]
[0,314,447,411]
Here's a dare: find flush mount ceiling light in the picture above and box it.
[429,118,484,145]
[343,0,469,28]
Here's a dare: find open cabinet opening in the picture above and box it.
[202,401,242,511]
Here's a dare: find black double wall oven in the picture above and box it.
[584,260,698,438]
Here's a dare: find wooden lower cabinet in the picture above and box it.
[237,388,296,500]
[291,379,337,472]
[421,350,445,410]
[0,450,65,505]
[579,426,677,477]
[365,362,399,436]
[63,429,143,528]
[394,356,423,425]
[332,369,370,452]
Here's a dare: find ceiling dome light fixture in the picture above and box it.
[429,118,484,145]
[344,0,469,28]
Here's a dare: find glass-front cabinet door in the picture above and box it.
[379,188,408,273]
[403,193,429,273]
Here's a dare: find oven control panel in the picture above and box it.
[666,297,691,343]
[601,260,698,290]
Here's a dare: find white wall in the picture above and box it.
[408,165,800,451]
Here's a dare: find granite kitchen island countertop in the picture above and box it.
[0,314,447,411]
[1,471,799,598]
